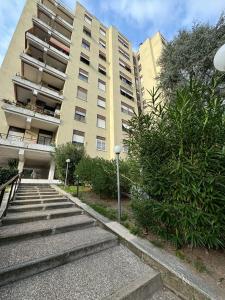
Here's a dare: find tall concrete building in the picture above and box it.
[0,0,164,179]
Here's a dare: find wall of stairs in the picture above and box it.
[0,184,179,300]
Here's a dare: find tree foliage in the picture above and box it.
[76,157,131,198]
[53,143,84,185]
[126,75,225,248]
[158,15,225,98]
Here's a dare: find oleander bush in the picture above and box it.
[76,157,131,198]
[126,75,225,249]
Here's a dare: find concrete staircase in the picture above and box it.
[0,184,178,300]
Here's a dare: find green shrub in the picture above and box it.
[76,157,131,198]
[128,76,225,249]
[53,143,84,185]
[0,168,18,185]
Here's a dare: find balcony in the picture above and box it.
[2,101,60,132]
[13,75,64,102]
[26,32,69,64]
[32,17,71,47]
[40,0,74,25]
[37,2,73,35]
[21,53,66,80]
[0,133,54,153]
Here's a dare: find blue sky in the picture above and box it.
[0,0,225,65]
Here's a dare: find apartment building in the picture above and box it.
[135,32,165,112]
[0,0,164,180]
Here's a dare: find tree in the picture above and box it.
[53,143,84,185]
[158,15,225,98]
[126,75,225,248]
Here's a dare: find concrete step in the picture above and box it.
[2,207,83,225]
[16,191,59,196]
[8,202,75,213]
[0,215,96,245]
[11,197,69,206]
[0,227,118,287]
[15,193,59,200]
[0,245,161,299]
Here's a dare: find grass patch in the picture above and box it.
[60,185,88,196]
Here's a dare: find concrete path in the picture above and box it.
[0,184,179,299]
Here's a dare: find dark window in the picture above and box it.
[80,53,90,65]
[83,26,91,37]
[98,64,106,75]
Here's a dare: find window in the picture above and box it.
[118,36,129,49]
[83,26,91,37]
[138,64,142,72]
[97,96,106,108]
[119,58,131,73]
[97,114,106,128]
[99,50,106,61]
[140,75,143,86]
[99,38,106,49]
[80,52,90,65]
[72,130,85,145]
[98,64,106,76]
[74,106,86,122]
[96,136,106,151]
[78,68,88,82]
[120,71,132,87]
[119,47,130,60]
[77,86,87,101]
[121,102,134,116]
[38,129,53,145]
[98,79,106,91]
[84,14,92,25]
[120,86,134,100]
[122,120,130,131]
[81,38,90,50]
[100,27,106,36]
[137,54,140,61]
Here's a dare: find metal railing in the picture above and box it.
[0,173,22,219]
[0,133,54,146]
[2,99,60,119]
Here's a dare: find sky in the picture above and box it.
[0,0,225,65]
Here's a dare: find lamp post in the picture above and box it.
[114,145,122,222]
[213,43,225,72]
[65,158,70,186]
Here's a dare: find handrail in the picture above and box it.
[0,173,22,220]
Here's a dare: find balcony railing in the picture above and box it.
[26,32,69,61]
[21,52,67,79]
[13,75,64,101]
[2,99,60,120]
[37,2,73,32]
[0,133,54,146]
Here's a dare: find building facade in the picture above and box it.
[0,0,164,179]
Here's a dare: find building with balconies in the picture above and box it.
[0,0,164,180]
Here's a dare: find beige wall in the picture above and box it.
[137,32,164,112]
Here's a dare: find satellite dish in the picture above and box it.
[214,43,225,72]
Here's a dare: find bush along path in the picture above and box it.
[0,183,180,300]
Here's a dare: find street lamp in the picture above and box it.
[114,145,122,222]
[65,158,70,186]
[213,43,225,71]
